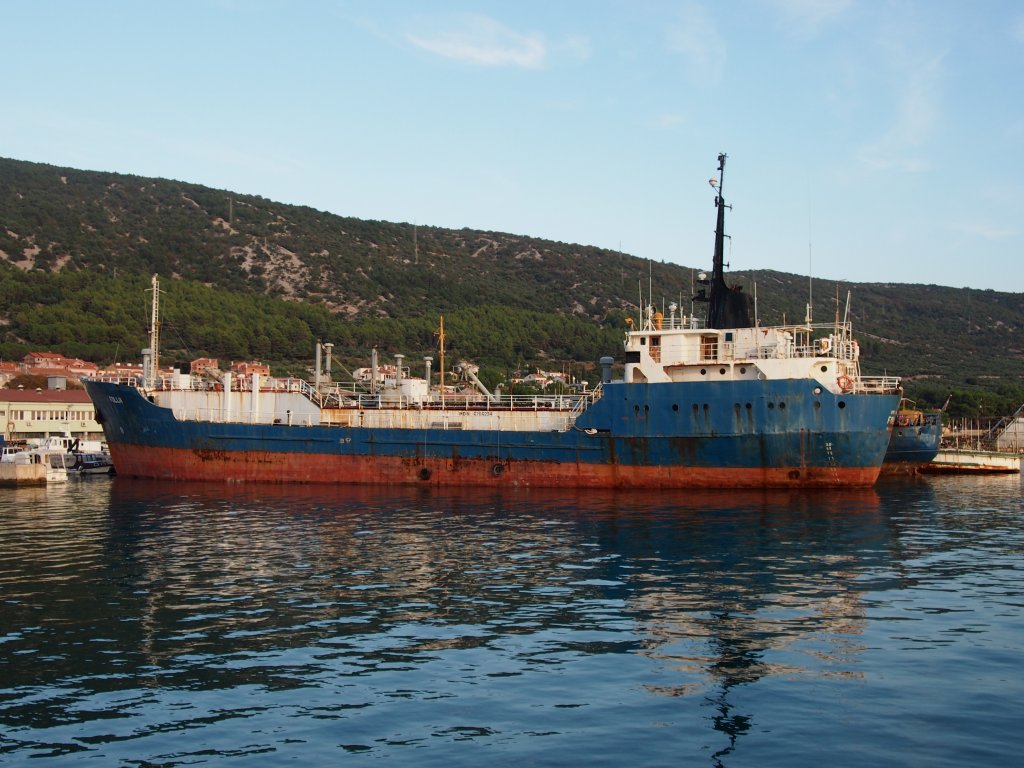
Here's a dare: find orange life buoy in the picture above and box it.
[837,375,853,391]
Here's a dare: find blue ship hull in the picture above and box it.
[85,379,899,488]
[881,409,942,474]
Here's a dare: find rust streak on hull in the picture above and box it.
[109,444,884,489]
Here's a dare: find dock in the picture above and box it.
[918,448,1021,475]
[0,463,48,487]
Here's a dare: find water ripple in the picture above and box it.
[1,476,1022,765]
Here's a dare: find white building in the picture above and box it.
[0,388,103,445]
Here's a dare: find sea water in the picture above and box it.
[1,475,1022,767]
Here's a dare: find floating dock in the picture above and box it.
[918,448,1021,475]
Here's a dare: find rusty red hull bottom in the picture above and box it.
[109,444,884,489]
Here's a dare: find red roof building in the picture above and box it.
[191,358,220,375]
[20,352,99,382]
[230,361,271,377]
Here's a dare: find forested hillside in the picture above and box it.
[2,156,1023,418]
[0,156,688,320]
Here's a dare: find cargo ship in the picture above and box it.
[84,154,902,488]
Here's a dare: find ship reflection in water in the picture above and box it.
[1,476,1020,766]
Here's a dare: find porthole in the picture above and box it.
[838,401,846,409]
[672,404,679,412]
[813,386,822,395]
[779,402,786,410]
[740,367,747,374]
[768,402,775,410]
[719,368,726,375]
[814,401,821,409]
[820,365,828,373]
[745,403,752,410]
[700,368,707,376]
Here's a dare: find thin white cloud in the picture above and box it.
[859,52,945,172]
[767,0,854,38]
[665,2,725,86]
[950,220,1017,241]
[407,14,546,69]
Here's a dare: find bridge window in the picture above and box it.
[700,335,718,361]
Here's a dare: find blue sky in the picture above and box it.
[5,0,1022,292]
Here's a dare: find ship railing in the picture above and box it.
[854,375,901,394]
[297,378,324,407]
[566,383,602,424]
[751,340,860,361]
[171,376,329,396]
[340,391,595,412]
[644,315,706,331]
[93,374,145,387]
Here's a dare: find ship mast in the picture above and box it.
[709,152,728,322]
[703,153,753,329]
[147,274,161,389]
[438,315,446,409]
